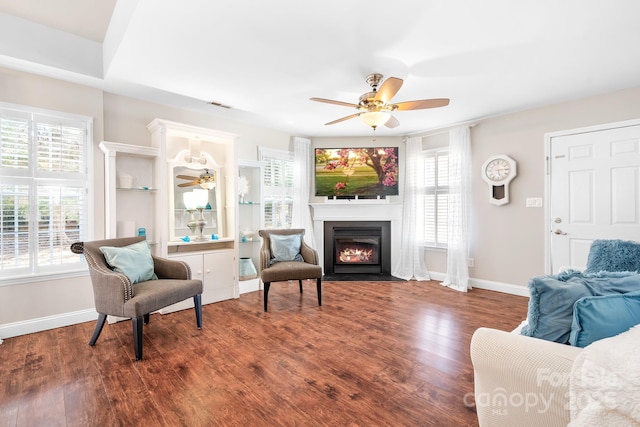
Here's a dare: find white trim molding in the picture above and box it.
[0,309,98,340]
[428,271,530,297]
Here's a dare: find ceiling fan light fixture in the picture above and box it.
[359,111,390,128]
[199,169,216,190]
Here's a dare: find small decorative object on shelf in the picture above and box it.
[137,227,146,237]
[239,257,258,280]
[181,236,190,242]
[211,233,219,240]
[184,189,210,241]
[238,175,249,203]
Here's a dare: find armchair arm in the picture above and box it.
[152,256,191,280]
[300,241,318,265]
[87,269,133,316]
[259,245,271,271]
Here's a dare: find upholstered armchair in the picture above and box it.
[258,229,322,312]
[71,236,203,360]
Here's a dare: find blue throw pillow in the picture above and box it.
[569,291,640,347]
[100,240,156,284]
[269,234,303,265]
[584,239,640,274]
[521,270,640,344]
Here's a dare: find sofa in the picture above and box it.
[471,239,640,427]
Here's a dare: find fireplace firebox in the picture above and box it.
[324,221,391,276]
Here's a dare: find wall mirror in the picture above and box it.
[168,148,223,242]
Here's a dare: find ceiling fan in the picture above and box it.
[176,169,216,190]
[310,73,449,131]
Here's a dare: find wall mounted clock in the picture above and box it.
[481,154,517,206]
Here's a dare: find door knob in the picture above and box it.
[553,229,567,235]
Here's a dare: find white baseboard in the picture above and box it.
[428,271,530,297]
[0,309,98,340]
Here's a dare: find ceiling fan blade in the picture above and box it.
[176,174,199,180]
[393,98,450,111]
[374,77,403,103]
[177,182,198,187]
[310,97,358,108]
[325,113,361,125]
[385,115,400,128]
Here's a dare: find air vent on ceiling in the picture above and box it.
[208,100,231,109]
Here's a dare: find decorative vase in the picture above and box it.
[239,257,258,280]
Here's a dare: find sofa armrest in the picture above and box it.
[470,327,582,427]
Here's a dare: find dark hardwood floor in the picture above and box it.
[0,280,528,427]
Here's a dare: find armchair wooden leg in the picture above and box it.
[143,313,150,324]
[194,294,202,329]
[299,280,303,293]
[132,316,143,361]
[89,313,107,346]
[316,277,322,306]
[264,282,271,312]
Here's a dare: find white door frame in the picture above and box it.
[544,118,640,274]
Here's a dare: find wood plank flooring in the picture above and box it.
[0,280,528,427]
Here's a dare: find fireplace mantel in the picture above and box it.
[310,202,403,274]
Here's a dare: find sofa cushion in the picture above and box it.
[520,270,640,344]
[584,239,640,274]
[100,240,156,284]
[269,233,303,265]
[569,291,640,348]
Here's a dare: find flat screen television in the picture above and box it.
[314,147,399,197]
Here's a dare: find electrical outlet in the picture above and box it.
[468,258,475,268]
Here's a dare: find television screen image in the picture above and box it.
[315,147,399,197]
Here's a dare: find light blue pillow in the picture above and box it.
[269,233,303,265]
[100,240,156,284]
[584,239,640,274]
[569,291,640,347]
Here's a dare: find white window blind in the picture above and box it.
[0,104,91,281]
[424,149,449,247]
[259,147,293,229]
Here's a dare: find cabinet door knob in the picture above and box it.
[206,269,211,274]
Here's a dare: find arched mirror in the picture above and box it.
[168,148,223,242]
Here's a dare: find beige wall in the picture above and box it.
[0,69,291,328]
[2,64,640,330]
[419,86,640,287]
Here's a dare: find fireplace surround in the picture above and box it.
[311,201,402,279]
[324,221,391,275]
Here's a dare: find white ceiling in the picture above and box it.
[1,0,640,137]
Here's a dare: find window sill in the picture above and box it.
[0,268,88,287]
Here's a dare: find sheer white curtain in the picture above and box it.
[291,136,316,249]
[392,137,430,281]
[442,126,472,292]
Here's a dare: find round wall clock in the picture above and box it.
[481,154,517,205]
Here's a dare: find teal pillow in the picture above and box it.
[520,270,640,344]
[569,291,640,347]
[100,240,156,284]
[269,233,303,265]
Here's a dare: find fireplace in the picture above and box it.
[324,221,391,276]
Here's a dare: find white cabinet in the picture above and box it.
[99,141,160,251]
[160,249,236,314]
[238,160,263,294]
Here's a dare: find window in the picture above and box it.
[0,103,92,282]
[423,148,449,247]
[259,147,293,229]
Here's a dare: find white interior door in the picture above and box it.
[548,122,640,273]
